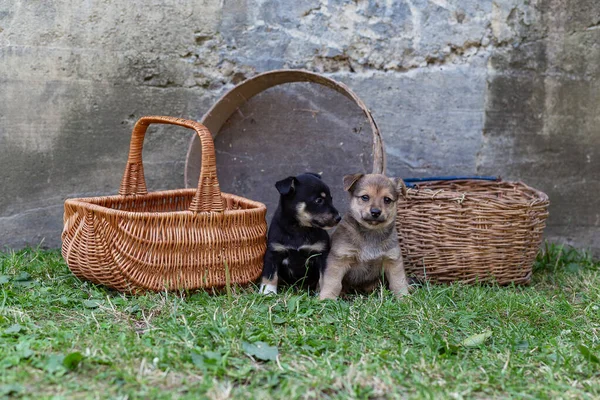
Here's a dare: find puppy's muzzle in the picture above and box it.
[362,210,386,225]
[313,213,341,228]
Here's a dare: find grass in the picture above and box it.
[1,243,599,399]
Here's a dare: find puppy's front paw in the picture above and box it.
[259,283,278,295]
[318,292,338,301]
[393,287,410,298]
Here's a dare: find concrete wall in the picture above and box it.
[1,0,598,253]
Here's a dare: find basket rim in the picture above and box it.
[64,189,266,219]
[402,180,549,203]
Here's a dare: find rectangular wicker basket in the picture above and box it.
[396,179,549,285]
[62,116,267,293]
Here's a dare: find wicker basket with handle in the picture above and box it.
[395,179,549,285]
[62,116,267,292]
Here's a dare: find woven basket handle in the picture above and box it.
[119,116,224,213]
[184,69,385,188]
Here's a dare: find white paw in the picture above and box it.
[259,283,277,295]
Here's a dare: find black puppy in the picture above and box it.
[260,173,341,294]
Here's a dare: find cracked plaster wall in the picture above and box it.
[1,0,598,253]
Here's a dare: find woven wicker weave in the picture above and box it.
[396,180,549,285]
[62,116,267,292]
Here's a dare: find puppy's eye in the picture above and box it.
[360,195,370,202]
[315,197,324,204]
[384,197,393,204]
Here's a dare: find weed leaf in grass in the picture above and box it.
[12,272,36,287]
[577,344,600,364]
[191,350,222,369]
[14,272,31,281]
[567,262,584,273]
[4,324,25,335]
[126,304,141,314]
[242,341,278,361]
[63,352,84,370]
[287,296,298,313]
[461,330,492,347]
[0,275,9,284]
[440,330,493,355]
[83,299,103,309]
[203,351,222,363]
[515,340,529,351]
[0,384,23,397]
[44,354,66,374]
[191,352,204,368]
[16,341,34,359]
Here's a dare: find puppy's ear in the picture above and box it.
[343,174,363,192]
[305,172,322,180]
[275,176,297,195]
[392,177,407,197]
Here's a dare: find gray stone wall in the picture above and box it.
[1,0,598,253]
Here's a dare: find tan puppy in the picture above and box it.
[319,174,409,300]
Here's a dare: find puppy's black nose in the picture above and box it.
[334,214,342,223]
[370,208,381,218]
